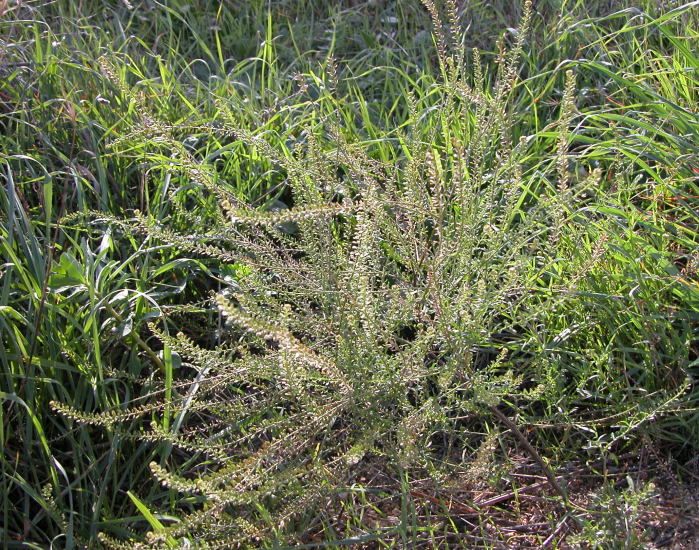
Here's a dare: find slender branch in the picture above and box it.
[489,405,568,501]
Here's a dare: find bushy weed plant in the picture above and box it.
[4,0,696,547]
[51,1,683,546]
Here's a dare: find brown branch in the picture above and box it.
[489,406,568,501]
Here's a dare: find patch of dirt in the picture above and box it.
[301,448,699,548]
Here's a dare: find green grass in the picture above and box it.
[1,0,698,548]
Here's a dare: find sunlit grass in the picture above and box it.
[1,0,697,547]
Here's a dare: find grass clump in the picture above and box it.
[1,0,698,547]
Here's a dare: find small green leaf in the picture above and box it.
[127,491,178,548]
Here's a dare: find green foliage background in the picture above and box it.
[1,0,697,547]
